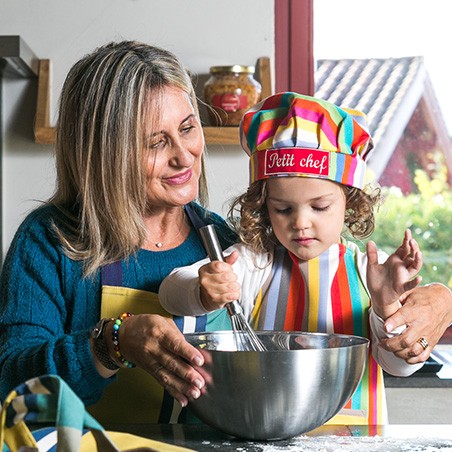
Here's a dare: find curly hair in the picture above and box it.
[228,179,381,255]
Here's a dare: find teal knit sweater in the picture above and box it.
[0,202,234,405]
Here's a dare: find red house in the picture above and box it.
[315,57,452,193]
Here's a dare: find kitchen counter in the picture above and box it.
[111,424,452,451]
[384,347,452,388]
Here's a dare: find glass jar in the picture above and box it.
[204,65,262,126]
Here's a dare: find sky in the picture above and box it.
[314,0,452,134]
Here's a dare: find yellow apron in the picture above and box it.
[88,204,232,425]
[88,285,177,425]
[88,268,231,425]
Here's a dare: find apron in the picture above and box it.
[88,205,232,425]
[251,243,387,425]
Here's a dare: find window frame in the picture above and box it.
[275,0,314,95]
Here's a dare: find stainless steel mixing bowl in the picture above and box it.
[185,331,369,440]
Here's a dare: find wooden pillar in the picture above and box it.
[275,0,314,95]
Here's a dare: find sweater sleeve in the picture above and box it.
[0,207,110,404]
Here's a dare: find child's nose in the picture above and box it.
[292,213,311,230]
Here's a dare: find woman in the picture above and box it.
[0,41,450,426]
[0,41,236,424]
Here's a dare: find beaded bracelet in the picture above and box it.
[112,312,136,368]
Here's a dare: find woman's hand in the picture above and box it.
[198,251,240,311]
[109,314,206,408]
[379,283,452,363]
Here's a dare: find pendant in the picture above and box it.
[155,242,163,248]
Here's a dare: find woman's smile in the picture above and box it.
[144,86,204,208]
[164,169,193,185]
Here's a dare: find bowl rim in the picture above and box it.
[184,330,370,350]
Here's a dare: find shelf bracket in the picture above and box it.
[34,59,55,144]
[258,56,272,99]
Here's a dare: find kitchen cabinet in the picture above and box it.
[34,57,272,146]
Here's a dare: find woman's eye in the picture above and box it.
[181,125,195,134]
[150,138,166,149]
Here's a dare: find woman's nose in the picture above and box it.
[170,141,195,167]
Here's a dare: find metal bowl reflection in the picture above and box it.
[185,331,369,440]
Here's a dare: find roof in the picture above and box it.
[314,57,451,178]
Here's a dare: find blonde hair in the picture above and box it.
[228,179,381,254]
[50,41,208,276]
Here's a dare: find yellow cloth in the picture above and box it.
[325,409,368,425]
[82,430,195,451]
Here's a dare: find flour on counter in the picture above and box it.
[255,435,452,452]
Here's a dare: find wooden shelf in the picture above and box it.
[203,127,239,145]
[34,57,272,146]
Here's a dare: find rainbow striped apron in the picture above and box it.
[251,242,387,425]
[88,206,232,425]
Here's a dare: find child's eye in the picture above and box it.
[312,205,330,212]
[275,207,292,214]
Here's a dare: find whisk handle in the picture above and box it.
[199,225,226,262]
[226,300,244,316]
[199,225,243,314]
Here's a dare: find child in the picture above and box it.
[159,92,424,425]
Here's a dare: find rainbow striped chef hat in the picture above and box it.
[240,92,373,189]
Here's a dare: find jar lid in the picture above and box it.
[209,65,255,74]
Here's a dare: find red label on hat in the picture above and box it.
[263,148,329,177]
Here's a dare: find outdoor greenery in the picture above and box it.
[351,155,452,288]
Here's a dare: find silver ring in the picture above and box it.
[417,337,429,350]
[153,364,164,374]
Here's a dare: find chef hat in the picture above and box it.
[240,92,373,189]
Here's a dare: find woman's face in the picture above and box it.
[266,177,346,261]
[144,86,204,210]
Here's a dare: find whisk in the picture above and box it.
[199,225,267,352]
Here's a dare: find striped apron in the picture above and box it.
[88,206,231,425]
[251,242,387,425]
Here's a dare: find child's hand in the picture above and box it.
[366,229,423,319]
[198,251,241,311]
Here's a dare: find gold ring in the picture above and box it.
[417,337,429,350]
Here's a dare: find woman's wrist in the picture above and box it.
[111,312,136,368]
[91,318,120,377]
[371,299,402,320]
[91,313,136,375]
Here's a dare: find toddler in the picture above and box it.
[159,92,424,425]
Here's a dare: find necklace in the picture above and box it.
[154,209,187,249]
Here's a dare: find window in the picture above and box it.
[276,0,452,344]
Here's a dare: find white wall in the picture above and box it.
[1,0,274,255]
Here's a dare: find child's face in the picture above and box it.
[266,177,346,261]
